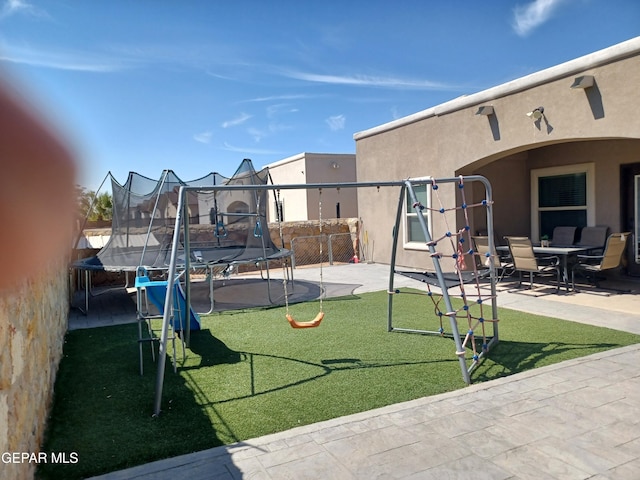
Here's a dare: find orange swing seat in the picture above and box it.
[286,311,324,329]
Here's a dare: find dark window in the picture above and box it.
[539,173,586,208]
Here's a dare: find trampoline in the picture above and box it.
[73,159,293,312]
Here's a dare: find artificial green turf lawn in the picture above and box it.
[38,289,640,479]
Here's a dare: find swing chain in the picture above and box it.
[281,187,325,328]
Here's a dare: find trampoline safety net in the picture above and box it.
[75,159,285,272]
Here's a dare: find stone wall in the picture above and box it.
[0,259,70,480]
[273,218,358,251]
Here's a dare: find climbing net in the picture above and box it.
[388,175,499,382]
[424,177,497,359]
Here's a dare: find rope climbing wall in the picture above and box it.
[388,175,499,384]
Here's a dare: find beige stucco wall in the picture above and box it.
[303,153,358,220]
[0,260,69,480]
[355,38,640,270]
[265,154,309,221]
[265,153,357,222]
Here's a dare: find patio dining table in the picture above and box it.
[496,244,598,290]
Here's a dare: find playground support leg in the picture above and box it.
[153,187,185,416]
[388,185,406,332]
[404,180,471,385]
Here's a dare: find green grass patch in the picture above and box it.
[38,290,640,479]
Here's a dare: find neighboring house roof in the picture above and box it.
[354,36,640,140]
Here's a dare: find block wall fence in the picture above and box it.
[0,259,70,480]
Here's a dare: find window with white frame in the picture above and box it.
[531,163,595,240]
[404,183,432,249]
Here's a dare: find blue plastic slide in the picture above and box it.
[135,276,201,332]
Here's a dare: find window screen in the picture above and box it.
[539,173,586,208]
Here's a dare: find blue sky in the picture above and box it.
[1,0,639,191]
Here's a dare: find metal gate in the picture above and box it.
[290,233,355,268]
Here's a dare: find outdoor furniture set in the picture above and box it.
[476,226,629,293]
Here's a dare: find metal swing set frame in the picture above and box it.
[152,175,498,416]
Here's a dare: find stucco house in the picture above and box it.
[265,152,357,222]
[354,36,640,275]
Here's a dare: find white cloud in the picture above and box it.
[281,69,455,90]
[222,142,282,155]
[243,94,314,103]
[0,0,49,20]
[266,103,298,119]
[221,112,252,128]
[205,71,235,81]
[193,131,212,144]
[247,127,267,142]
[0,41,129,72]
[326,114,345,131]
[268,122,293,134]
[512,0,567,37]
[246,122,292,143]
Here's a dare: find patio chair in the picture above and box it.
[505,236,562,292]
[471,236,513,281]
[576,226,609,255]
[551,226,577,246]
[571,232,630,290]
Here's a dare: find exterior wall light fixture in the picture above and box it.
[570,75,594,89]
[526,107,544,120]
[475,105,494,116]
